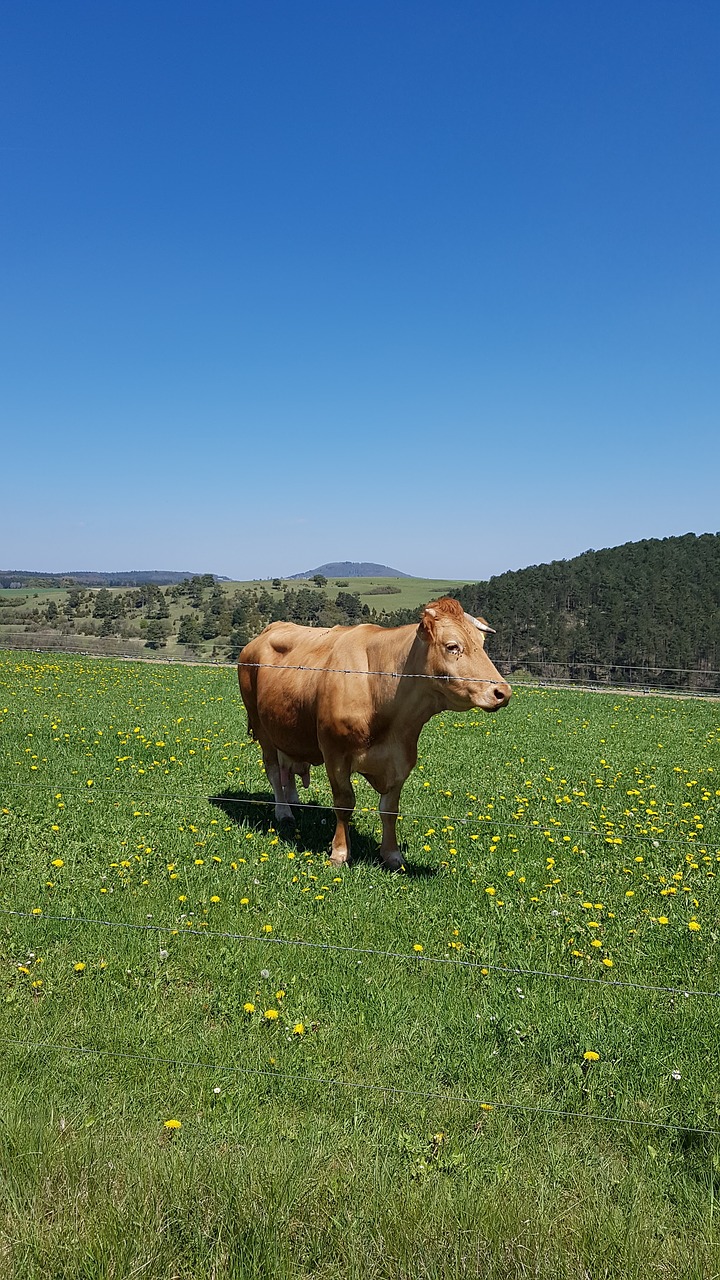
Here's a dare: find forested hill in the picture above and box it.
[288,562,410,579]
[384,533,720,685]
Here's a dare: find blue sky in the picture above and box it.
[2,1,718,580]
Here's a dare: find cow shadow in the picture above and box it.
[208,788,437,877]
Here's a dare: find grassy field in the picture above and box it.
[236,576,475,610]
[1,650,719,1278]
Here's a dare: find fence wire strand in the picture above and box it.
[239,660,502,684]
[1,1035,716,1137]
[4,638,720,679]
[3,777,716,850]
[3,908,717,1000]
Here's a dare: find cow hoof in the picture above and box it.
[328,849,349,867]
[275,804,295,824]
[382,851,405,872]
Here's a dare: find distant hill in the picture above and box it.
[288,561,411,580]
[0,570,227,588]
[375,532,720,688]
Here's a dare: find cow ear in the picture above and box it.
[419,604,438,639]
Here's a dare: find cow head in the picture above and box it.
[418,597,511,712]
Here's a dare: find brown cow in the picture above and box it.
[238,597,511,869]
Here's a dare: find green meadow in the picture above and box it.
[235,575,474,611]
[1,650,719,1278]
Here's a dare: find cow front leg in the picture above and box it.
[325,761,355,867]
[379,782,405,871]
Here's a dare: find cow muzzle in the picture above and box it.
[482,679,512,711]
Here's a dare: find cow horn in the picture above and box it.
[464,611,495,634]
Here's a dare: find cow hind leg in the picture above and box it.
[278,752,311,809]
[263,750,295,824]
[378,782,405,871]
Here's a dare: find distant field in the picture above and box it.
[0,578,472,611]
[0,588,66,600]
[1,649,719,1277]
[227,576,474,611]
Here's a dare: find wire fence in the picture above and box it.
[2,635,719,695]
[2,1034,716,1137]
[3,776,717,850]
[2,907,717,999]
[239,660,501,684]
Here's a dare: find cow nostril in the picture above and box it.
[493,684,510,702]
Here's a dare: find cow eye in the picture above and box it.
[446,643,461,654]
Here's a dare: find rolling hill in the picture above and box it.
[287,562,411,579]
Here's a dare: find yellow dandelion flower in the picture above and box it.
[74,962,86,973]
[413,944,424,953]
[602,958,614,967]
[293,1022,305,1036]
[243,1002,255,1013]
[32,908,42,916]
[688,920,701,931]
[209,895,220,904]
[583,1051,600,1062]
[264,1008,279,1020]
[262,924,273,933]
[163,1118,181,1130]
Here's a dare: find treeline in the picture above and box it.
[0,570,212,588]
[10,575,373,655]
[171,582,372,654]
[378,533,720,688]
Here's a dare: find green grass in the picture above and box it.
[1,650,719,1278]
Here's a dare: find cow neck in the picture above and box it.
[375,625,445,732]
